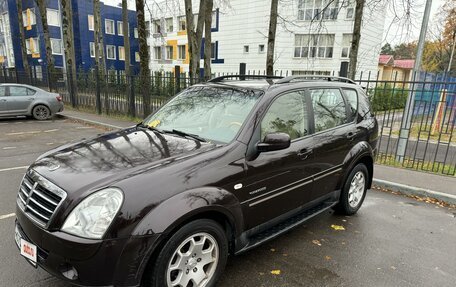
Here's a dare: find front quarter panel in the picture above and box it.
[132,187,244,237]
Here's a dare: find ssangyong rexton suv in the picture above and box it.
[15,75,378,287]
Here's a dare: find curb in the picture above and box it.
[57,114,125,130]
[58,113,456,206]
[373,178,456,205]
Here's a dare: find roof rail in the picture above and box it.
[275,75,356,85]
[208,75,283,83]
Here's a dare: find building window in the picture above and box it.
[134,28,138,38]
[211,43,216,59]
[166,17,173,32]
[178,45,186,60]
[50,38,62,55]
[25,38,39,54]
[178,16,186,31]
[47,9,60,27]
[135,52,140,62]
[294,34,334,58]
[105,19,115,35]
[346,7,355,19]
[117,21,124,36]
[153,20,161,33]
[22,8,36,27]
[211,11,217,29]
[297,0,339,21]
[258,44,265,53]
[341,34,352,58]
[154,46,162,60]
[89,42,95,58]
[243,45,249,53]
[119,46,125,61]
[88,15,94,31]
[166,46,174,59]
[106,45,116,59]
[145,21,151,37]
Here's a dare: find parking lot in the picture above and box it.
[1,117,455,287]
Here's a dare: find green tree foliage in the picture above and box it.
[381,43,394,55]
[370,84,408,112]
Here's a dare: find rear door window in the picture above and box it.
[0,86,5,97]
[9,86,28,97]
[310,88,348,132]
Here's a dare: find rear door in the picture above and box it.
[0,86,7,115]
[7,86,36,114]
[308,87,355,200]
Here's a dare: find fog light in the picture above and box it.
[59,263,78,280]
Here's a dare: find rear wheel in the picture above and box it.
[32,105,51,120]
[143,219,228,287]
[334,163,369,215]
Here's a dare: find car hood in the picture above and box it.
[30,127,217,193]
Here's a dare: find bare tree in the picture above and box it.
[16,1,31,82]
[135,0,151,116]
[35,0,55,89]
[203,0,213,81]
[93,0,106,75]
[266,0,279,76]
[122,0,133,116]
[61,0,78,106]
[184,0,206,82]
[348,0,365,79]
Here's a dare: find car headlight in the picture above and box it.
[61,188,123,239]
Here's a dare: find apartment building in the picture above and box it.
[0,0,140,77]
[145,0,386,77]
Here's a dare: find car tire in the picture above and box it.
[334,163,369,215]
[32,105,51,121]
[143,219,228,287]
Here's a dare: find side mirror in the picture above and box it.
[257,132,291,152]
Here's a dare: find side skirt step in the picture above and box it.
[237,201,337,254]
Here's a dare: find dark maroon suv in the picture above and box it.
[15,76,378,287]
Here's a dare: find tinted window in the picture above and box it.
[261,91,308,140]
[0,87,5,97]
[310,89,347,132]
[343,88,358,120]
[9,86,28,97]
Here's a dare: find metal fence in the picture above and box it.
[1,68,454,176]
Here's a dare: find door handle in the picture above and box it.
[297,148,312,160]
[346,132,355,141]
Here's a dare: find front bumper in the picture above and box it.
[15,207,160,287]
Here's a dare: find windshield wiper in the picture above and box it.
[164,129,207,142]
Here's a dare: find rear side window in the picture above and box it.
[27,88,36,95]
[0,87,5,97]
[9,86,28,97]
[342,88,358,120]
[261,91,309,140]
[310,88,347,132]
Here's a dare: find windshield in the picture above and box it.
[143,86,262,143]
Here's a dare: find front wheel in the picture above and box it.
[143,219,228,287]
[334,163,369,215]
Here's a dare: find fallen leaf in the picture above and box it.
[325,255,332,260]
[342,219,347,222]
[271,270,281,275]
[331,224,345,231]
[312,240,322,246]
[259,272,265,275]
[391,266,396,270]
[270,248,276,252]
[282,253,288,257]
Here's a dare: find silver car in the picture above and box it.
[0,83,64,120]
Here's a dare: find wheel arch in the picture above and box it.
[337,141,374,190]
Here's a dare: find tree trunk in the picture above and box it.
[93,0,106,75]
[135,0,151,116]
[61,0,78,107]
[184,0,206,83]
[16,1,32,82]
[203,0,213,81]
[35,0,55,90]
[122,0,133,116]
[348,0,365,80]
[266,0,278,76]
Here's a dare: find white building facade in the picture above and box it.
[145,0,386,78]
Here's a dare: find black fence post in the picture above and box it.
[339,61,349,78]
[95,66,101,114]
[175,65,181,93]
[129,74,136,117]
[239,63,246,80]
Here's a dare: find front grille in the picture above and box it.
[17,170,66,228]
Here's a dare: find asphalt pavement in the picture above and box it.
[0,117,455,287]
